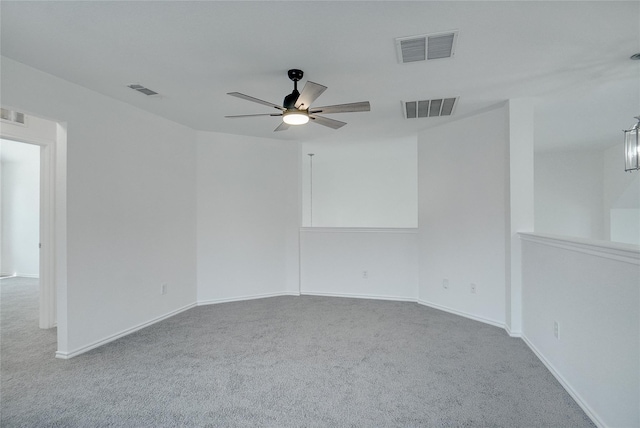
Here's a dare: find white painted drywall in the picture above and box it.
[506,99,535,335]
[603,144,640,245]
[1,57,198,355]
[300,228,418,300]
[1,139,40,277]
[300,136,418,228]
[417,106,508,326]
[610,208,640,244]
[521,234,639,428]
[535,144,640,245]
[535,150,605,240]
[196,132,299,303]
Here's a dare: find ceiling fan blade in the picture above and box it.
[274,122,290,132]
[227,92,285,111]
[225,113,283,118]
[308,114,347,130]
[294,81,327,110]
[309,101,370,115]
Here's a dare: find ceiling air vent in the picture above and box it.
[395,31,458,63]
[128,84,160,97]
[403,98,458,119]
[0,108,27,126]
[14,112,26,125]
[399,38,426,63]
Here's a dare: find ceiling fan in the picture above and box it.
[225,69,370,132]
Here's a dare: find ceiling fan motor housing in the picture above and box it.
[283,90,300,109]
[288,69,304,81]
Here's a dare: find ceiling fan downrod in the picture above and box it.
[284,69,304,109]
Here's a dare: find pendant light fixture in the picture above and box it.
[624,116,640,172]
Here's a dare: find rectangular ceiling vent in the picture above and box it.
[0,108,27,126]
[395,31,458,63]
[128,84,160,97]
[403,98,458,119]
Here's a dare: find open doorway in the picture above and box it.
[0,139,40,281]
[1,109,59,331]
[1,138,50,330]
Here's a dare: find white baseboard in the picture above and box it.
[197,291,300,306]
[521,335,604,428]
[504,324,522,338]
[17,273,39,278]
[417,299,505,330]
[301,290,416,302]
[55,302,197,359]
[0,272,39,278]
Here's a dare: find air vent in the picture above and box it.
[399,38,426,63]
[395,31,458,63]
[0,108,27,126]
[128,84,160,97]
[403,98,458,119]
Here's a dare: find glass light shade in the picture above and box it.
[624,122,640,172]
[283,111,309,125]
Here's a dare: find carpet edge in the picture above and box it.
[55,302,197,359]
[521,334,605,428]
[197,291,301,306]
[416,298,505,329]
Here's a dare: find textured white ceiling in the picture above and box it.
[1,1,638,150]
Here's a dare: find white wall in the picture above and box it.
[603,144,640,245]
[196,132,299,303]
[300,228,418,300]
[1,139,40,277]
[521,233,639,428]
[417,106,508,326]
[535,150,605,240]
[1,57,198,356]
[506,99,535,335]
[535,144,640,245]
[611,208,640,245]
[301,136,418,228]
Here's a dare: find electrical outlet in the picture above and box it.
[470,283,477,294]
[362,270,368,279]
[553,321,559,339]
[161,283,168,295]
[442,279,449,289]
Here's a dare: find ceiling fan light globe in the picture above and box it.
[283,111,309,125]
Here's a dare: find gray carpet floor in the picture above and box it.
[1,276,594,427]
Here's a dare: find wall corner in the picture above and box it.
[505,98,535,334]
